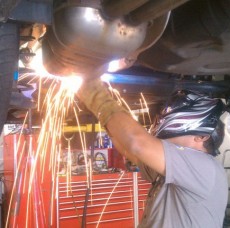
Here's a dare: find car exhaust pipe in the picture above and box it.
[100,0,149,19]
[42,6,149,78]
[101,0,190,25]
[127,0,190,25]
[42,1,173,78]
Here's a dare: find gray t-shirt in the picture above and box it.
[138,140,228,228]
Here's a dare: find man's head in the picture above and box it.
[153,90,225,156]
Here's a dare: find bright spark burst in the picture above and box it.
[60,76,83,96]
[96,171,125,228]
[6,72,86,227]
[7,68,152,227]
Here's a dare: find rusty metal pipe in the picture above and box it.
[128,0,190,25]
[101,0,148,19]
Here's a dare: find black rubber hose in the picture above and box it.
[81,187,90,228]
[81,115,96,228]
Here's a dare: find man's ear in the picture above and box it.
[194,135,210,142]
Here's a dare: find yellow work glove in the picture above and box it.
[77,79,129,127]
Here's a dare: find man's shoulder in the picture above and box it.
[162,140,214,160]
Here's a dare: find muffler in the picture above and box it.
[42,2,172,78]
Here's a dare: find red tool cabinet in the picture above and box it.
[3,133,56,228]
[3,133,151,227]
[58,172,150,228]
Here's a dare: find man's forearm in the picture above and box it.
[105,112,166,175]
[77,79,166,175]
[109,135,138,165]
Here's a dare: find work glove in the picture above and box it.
[77,79,129,127]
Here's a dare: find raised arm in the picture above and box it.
[77,79,166,175]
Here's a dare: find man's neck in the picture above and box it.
[167,135,208,153]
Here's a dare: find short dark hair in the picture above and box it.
[203,120,225,156]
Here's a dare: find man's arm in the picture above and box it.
[77,79,166,175]
[106,112,165,175]
[110,136,138,165]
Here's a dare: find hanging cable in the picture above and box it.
[81,115,97,228]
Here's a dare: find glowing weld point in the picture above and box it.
[100,73,114,83]
[60,76,83,95]
[107,59,120,72]
[107,58,127,72]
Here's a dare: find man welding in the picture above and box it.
[77,78,228,228]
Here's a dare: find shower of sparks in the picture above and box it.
[7,69,152,227]
[6,72,86,227]
[107,83,136,120]
[5,112,28,227]
[140,98,146,126]
[62,132,75,196]
[96,171,125,228]
[140,93,152,125]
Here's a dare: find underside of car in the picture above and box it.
[0,0,230,129]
